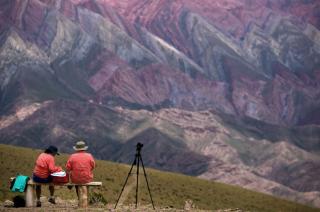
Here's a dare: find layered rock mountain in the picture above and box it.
[0,0,320,207]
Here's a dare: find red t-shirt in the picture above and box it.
[33,153,62,178]
[66,151,95,184]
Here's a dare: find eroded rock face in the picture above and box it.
[74,0,320,125]
[1,0,320,125]
[0,0,320,208]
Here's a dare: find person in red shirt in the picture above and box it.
[33,145,62,207]
[66,141,95,202]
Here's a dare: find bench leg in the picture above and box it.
[25,185,34,207]
[78,186,88,208]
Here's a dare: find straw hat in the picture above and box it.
[73,141,88,151]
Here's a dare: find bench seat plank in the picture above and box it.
[27,180,102,186]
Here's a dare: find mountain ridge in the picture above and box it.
[0,0,320,208]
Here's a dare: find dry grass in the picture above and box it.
[0,144,319,211]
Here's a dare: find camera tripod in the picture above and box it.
[114,143,155,209]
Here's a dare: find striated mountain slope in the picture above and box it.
[2,0,320,125]
[71,0,320,125]
[99,0,320,75]
[0,0,320,208]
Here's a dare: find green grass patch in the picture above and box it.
[0,144,319,211]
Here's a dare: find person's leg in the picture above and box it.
[75,185,81,206]
[75,185,79,199]
[48,186,56,204]
[35,185,41,207]
[49,185,54,197]
[33,174,53,207]
[35,185,41,200]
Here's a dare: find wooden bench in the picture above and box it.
[25,180,102,208]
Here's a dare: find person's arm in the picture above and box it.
[65,157,72,172]
[90,155,96,170]
[48,156,62,173]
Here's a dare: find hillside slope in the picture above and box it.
[0,144,319,211]
[0,0,320,208]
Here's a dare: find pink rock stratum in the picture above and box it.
[0,0,320,208]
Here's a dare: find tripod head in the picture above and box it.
[136,142,143,154]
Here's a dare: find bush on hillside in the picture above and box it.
[89,191,107,205]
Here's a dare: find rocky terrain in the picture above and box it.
[0,0,320,208]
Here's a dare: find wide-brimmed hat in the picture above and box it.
[73,141,88,151]
[45,145,60,155]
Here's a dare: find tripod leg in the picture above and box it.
[114,158,136,209]
[136,154,140,208]
[139,155,155,210]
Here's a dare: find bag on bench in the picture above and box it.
[51,171,69,184]
[10,174,30,192]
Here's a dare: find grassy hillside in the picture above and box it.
[0,144,319,211]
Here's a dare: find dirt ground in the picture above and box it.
[0,196,242,211]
